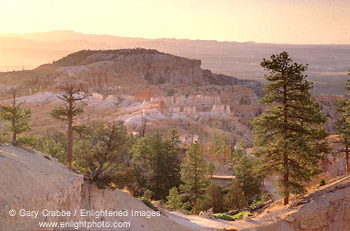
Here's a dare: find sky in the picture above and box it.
[0,0,349,44]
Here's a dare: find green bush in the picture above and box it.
[140,197,158,211]
[143,190,153,200]
[250,194,269,207]
[200,182,224,213]
[232,211,252,220]
[319,179,326,186]
[166,187,183,211]
[181,201,193,213]
[213,213,235,221]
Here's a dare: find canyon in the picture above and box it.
[0,49,263,144]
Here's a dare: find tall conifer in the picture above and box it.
[253,52,329,205]
[335,73,350,174]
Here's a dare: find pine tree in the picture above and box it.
[166,187,183,211]
[223,178,247,211]
[131,130,181,200]
[73,121,132,189]
[0,90,31,146]
[200,182,224,213]
[335,74,350,174]
[50,83,87,167]
[253,52,329,205]
[234,154,262,204]
[180,141,211,214]
[209,133,232,163]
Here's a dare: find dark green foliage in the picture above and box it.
[213,213,235,221]
[140,197,158,211]
[50,106,83,121]
[234,158,261,203]
[200,182,223,213]
[181,201,193,213]
[229,142,262,205]
[319,179,326,186]
[143,190,153,201]
[32,129,67,163]
[0,91,31,146]
[223,178,248,211]
[73,121,132,189]
[180,141,211,214]
[131,129,181,200]
[253,52,330,205]
[166,187,183,211]
[335,74,350,174]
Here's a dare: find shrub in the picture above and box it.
[140,197,158,211]
[74,121,132,189]
[166,187,183,211]
[319,179,326,186]
[200,183,224,213]
[213,213,235,221]
[232,211,252,220]
[143,190,153,200]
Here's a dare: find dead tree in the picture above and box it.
[50,83,87,167]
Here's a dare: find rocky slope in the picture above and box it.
[0,145,193,231]
[165,176,350,231]
[2,145,350,231]
[248,175,350,231]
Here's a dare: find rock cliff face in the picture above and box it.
[0,145,192,231]
[0,48,263,97]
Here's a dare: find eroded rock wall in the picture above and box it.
[0,145,192,231]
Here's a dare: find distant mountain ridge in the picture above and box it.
[0,30,349,95]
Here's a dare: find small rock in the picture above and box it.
[300,223,308,230]
[286,217,295,223]
[243,216,251,222]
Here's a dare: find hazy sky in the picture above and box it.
[0,0,349,44]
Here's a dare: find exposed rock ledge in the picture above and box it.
[0,145,193,231]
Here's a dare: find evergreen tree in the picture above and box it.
[180,141,211,214]
[50,83,87,167]
[131,130,181,200]
[74,121,132,189]
[234,154,261,204]
[230,142,262,204]
[200,182,224,213]
[33,128,67,163]
[223,178,247,211]
[209,133,232,163]
[166,187,183,211]
[0,90,31,146]
[253,52,329,205]
[335,74,350,174]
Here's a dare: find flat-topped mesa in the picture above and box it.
[25,48,263,96]
[39,48,204,89]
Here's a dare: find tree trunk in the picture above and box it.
[282,76,289,205]
[67,101,73,168]
[11,118,16,146]
[346,143,350,175]
[193,197,197,215]
[283,155,289,205]
[11,92,17,146]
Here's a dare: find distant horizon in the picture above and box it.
[1,0,349,44]
[1,30,350,46]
